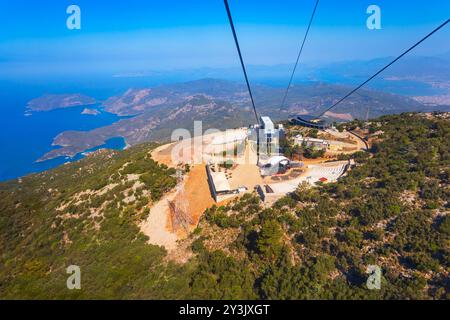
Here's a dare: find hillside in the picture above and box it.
[0,143,183,299]
[0,113,449,299]
[36,79,443,162]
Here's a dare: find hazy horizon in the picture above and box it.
[1,0,449,79]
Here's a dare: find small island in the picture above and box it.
[81,108,100,116]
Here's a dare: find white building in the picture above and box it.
[257,116,285,156]
[260,116,275,137]
[294,134,329,149]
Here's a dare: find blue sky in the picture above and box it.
[0,0,449,77]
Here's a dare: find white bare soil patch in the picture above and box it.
[139,182,186,251]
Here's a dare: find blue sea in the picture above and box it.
[0,73,196,182]
[0,73,445,182]
[0,79,131,182]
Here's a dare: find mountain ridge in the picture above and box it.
[35,78,444,162]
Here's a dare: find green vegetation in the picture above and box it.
[302,146,326,159]
[306,128,319,138]
[219,160,235,169]
[280,138,301,159]
[0,113,449,299]
[0,143,182,299]
[281,125,326,159]
[198,113,449,300]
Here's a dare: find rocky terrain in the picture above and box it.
[35,79,448,162]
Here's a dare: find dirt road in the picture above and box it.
[139,185,181,251]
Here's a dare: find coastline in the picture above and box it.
[35,136,127,163]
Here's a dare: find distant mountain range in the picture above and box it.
[33,78,449,162]
[310,55,450,83]
[113,54,450,93]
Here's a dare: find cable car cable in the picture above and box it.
[280,0,320,110]
[224,0,260,124]
[317,19,449,118]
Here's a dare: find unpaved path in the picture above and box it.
[139,183,184,251]
[139,165,214,252]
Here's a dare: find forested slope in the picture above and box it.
[0,113,448,299]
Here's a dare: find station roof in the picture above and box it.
[292,115,329,129]
[297,115,325,123]
[260,116,275,131]
[267,156,290,167]
[211,172,231,192]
